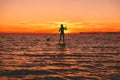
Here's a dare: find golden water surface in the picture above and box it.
[0,33,120,80]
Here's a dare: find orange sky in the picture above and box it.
[0,0,120,34]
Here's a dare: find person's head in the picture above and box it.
[61,24,63,27]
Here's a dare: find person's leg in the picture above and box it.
[59,34,62,42]
[63,34,65,42]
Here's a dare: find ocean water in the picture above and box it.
[0,33,120,80]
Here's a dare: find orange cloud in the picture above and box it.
[0,21,120,34]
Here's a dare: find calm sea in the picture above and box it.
[0,33,120,80]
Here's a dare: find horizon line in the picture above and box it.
[0,32,120,34]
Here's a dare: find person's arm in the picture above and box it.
[64,26,67,30]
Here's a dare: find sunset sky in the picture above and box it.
[0,0,120,33]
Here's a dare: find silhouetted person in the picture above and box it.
[59,24,67,42]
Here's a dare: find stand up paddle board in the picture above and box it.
[58,42,66,47]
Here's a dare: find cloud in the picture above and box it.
[0,20,120,33]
